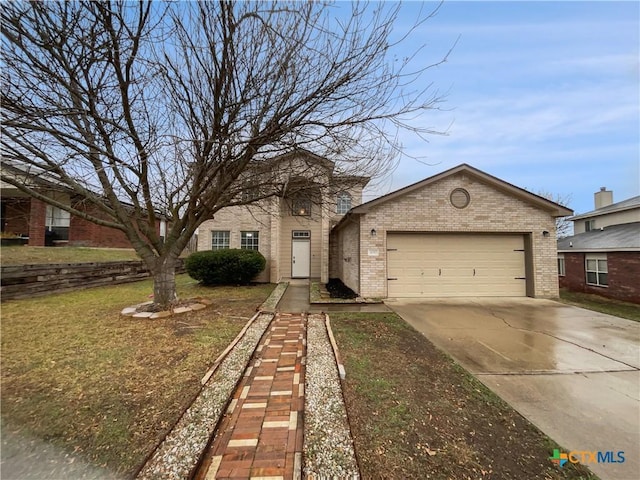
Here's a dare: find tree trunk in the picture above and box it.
[153,256,178,309]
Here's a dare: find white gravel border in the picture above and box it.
[304,314,359,479]
[136,312,273,480]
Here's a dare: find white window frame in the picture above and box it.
[585,253,608,287]
[585,219,596,232]
[241,231,259,250]
[45,205,70,229]
[557,254,565,276]
[211,230,230,250]
[336,192,352,214]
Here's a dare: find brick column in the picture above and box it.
[28,198,47,246]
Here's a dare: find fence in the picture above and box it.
[1,260,185,301]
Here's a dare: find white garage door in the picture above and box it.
[387,233,527,297]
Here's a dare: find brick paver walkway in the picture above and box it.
[194,313,306,480]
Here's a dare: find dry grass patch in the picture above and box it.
[331,312,598,480]
[558,288,640,322]
[1,275,274,477]
[0,245,143,265]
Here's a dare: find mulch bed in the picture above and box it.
[326,278,357,299]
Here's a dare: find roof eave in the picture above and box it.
[351,164,573,217]
[570,205,640,221]
[558,247,640,253]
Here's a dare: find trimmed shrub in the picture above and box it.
[185,249,266,285]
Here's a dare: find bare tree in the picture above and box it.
[1,1,447,307]
[537,190,573,237]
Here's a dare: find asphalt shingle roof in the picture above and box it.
[570,196,640,220]
[558,222,640,251]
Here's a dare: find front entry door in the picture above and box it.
[291,239,311,278]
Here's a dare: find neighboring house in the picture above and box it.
[1,162,166,248]
[557,188,640,304]
[199,154,572,298]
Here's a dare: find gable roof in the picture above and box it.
[569,195,640,221]
[350,163,573,217]
[558,222,640,252]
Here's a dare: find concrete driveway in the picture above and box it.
[386,297,640,480]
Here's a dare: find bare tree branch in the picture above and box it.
[1,0,448,307]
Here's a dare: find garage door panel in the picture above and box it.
[387,233,526,297]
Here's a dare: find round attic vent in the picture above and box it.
[450,188,470,209]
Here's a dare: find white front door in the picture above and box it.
[291,239,311,278]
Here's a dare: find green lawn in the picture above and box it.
[1,275,274,477]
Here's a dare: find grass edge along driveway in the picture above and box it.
[331,312,598,480]
[1,275,274,478]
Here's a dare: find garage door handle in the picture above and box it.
[515,277,526,280]
[388,277,398,281]
[439,268,441,276]
[473,268,476,276]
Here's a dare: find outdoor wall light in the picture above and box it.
[370,228,377,237]
[542,230,550,237]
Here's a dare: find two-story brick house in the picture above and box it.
[197,151,368,284]
[199,153,572,299]
[558,188,640,303]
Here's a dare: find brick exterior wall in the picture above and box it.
[68,214,132,248]
[355,172,559,298]
[28,198,47,246]
[197,204,274,283]
[2,199,30,236]
[330,216,360,292]
[2,195,153,249]
[560,251,640,304]
[198,183,364,284]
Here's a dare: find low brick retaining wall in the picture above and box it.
[1,260,185,301]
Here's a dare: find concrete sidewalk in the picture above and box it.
[277,280,389,314]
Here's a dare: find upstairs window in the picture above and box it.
[241,231,259,250]
[585,219,596,232]
[336,192,352,214]
[211,230,230,250]
[292,196,311,216]
[585,254,607,286]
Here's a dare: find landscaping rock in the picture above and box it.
[190,303,207,311]
[121,307,137,316]
[172,306,192,314]
[132,312,153,318]
[304,314,359,478]
[149,311,172,319]
[136,313,273,480]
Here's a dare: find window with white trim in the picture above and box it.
[211,230,230,250]
[557,255,565,276]
[45,205,70,240]
[336,192,351,214]
[585,219,596,232]
[585,254,607,286]
[241,231,259,250]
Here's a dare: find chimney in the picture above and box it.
[594,187,613,209]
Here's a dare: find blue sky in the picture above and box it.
[363,1,639,216]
